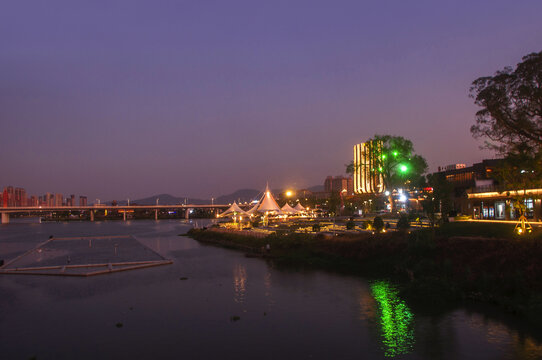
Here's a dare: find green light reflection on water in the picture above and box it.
[370,280,415,357]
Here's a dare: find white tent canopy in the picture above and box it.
[294,203,306,212]
[257,186,282,213]
[246,201,260,215]
[218,201,247,217]
[281,203,298,214]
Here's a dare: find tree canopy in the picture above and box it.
[422,172,453,227]
[372,135,427,191]
[348,135,427,192]
[346,134,427,211]
[470,51,542,156]
[471,51,542,194]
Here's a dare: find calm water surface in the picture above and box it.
[1,220,541,359]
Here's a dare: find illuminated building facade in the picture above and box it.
[353,140,385,194]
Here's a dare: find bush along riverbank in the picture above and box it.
[186,225,542,328]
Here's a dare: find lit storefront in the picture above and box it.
[468,189,542,221]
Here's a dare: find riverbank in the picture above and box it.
[187,225,542,328]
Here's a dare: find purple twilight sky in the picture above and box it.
[1,0,541,201]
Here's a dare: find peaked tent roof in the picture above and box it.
[246,200,261,215]
[257,186,282,213]
[294,203,306,212]
[218,201,247,217]
[281,203,298,214]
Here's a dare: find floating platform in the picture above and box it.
[0,235,172,277]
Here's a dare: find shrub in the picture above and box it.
[362,220,372,230]
[373,216,384,232]
[346,220,356,230]
[312,223,321,232]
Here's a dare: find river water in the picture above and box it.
[0,220,541,359]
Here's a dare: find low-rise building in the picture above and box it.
[436,158,542,220]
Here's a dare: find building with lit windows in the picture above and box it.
[324,176,354,195]
[436,158,542,220]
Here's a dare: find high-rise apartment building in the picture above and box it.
[55,193,63,207]
[324,176,354,195]
[46,193,54,207]
[2,189,8,207]
[353,140,385,194]
[4,186,15,207]
[1,186,88,208]
[15,187,26,206]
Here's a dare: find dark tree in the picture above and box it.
[396,213,410,232]
[471,51,542,210]
[422,172,453,228]
[326,190,341,216]
[372,216,384,233]
[470,51,542,156]
[373,135,427,191]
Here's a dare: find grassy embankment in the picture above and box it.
[187,222,542,327]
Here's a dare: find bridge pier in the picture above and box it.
[185,209,190,220]
[90,210,95,222]
[123,210,126,221]
[1,213,9,224]
[155,209,158,221]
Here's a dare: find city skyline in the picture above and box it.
[2,0,541,201]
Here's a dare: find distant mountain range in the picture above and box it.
[306,185,324,192]
[215,189,262,204]
[105,185,324,205]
